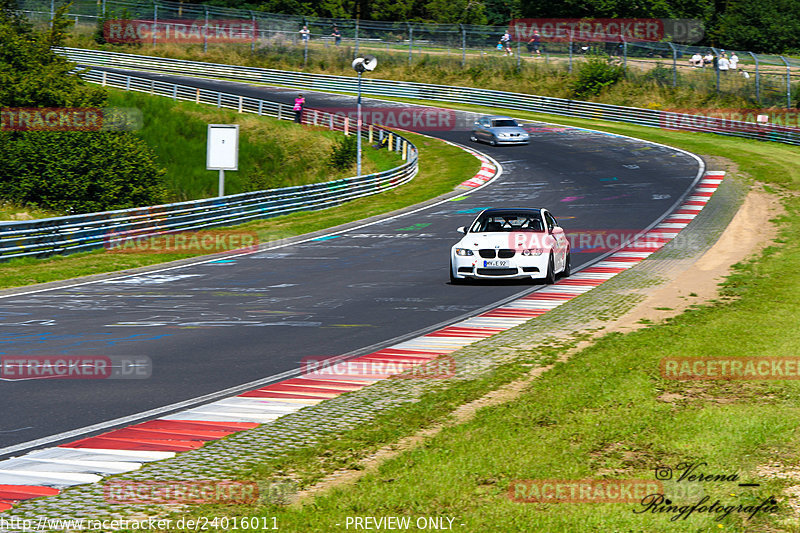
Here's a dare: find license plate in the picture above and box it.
[483,260,509,267]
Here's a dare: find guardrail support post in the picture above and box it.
[344,117,349,135]
[780,56,791,109]
[258,100,263,115]
[150,80,154,94]
[313,110,318,125]
[125,76,130,91]
[102,71,107,87]
[329,114,333,130]
[217,92,221,108]
[278,103,282,120]
[388,133,393,151]
[196,88,200,104]
[749,52,761,105]
[172,84,177,100]
[368,124,373,143]
[238,95,243,113]
[402,140,407,160]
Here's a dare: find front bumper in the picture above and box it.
[452,254,547,280]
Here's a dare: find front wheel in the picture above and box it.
[489,136,498,146]
[561,252,571,278]
[470,134,478,142]
[544,254,556,285]
[450,260,464,284]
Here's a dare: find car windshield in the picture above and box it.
[471,214,544,232]
[491,119,518,128]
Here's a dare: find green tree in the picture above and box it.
[0,1,106,107]
[713,0,800,54]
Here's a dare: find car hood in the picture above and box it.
[454,232,551,249]
[490,126,528,134]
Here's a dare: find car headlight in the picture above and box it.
[521,248,544,256]
[497,133,509,138]
[455,248,474,256]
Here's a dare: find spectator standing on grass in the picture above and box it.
[527,30,541,57]
[718,53,730,73]
[299,25,310,42]
[293,94,304,123]
[730,52,739,70]
[500,31,512,56]
[331,26,341,46]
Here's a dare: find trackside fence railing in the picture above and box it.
[0,68,417,261]
[59,47,800,146]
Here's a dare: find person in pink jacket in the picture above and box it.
[293,94,305,123]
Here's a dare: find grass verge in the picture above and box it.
[0,131,476,289]
[106,88,401,201]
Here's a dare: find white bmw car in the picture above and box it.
[450,208,570,283]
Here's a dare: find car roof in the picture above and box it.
[485,115,515,120]
[478,208,543,217]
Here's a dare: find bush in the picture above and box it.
[641,64,677,87]
[0,131,167,213]
[328,134,357,171]
[570,56,626,98]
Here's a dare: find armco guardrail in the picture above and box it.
[0,68,417,261]
[59,47,800,146]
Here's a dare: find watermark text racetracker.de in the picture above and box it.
[509,18,704,43]
[104,230,259,255]
[103,479,297,505]
[661,356,800,380]
[508,229,708,254]
[313,106,460,132]
[0,356,151,380]
[301,356,457,380]
[104,19,258,44]
[0,107,142,132]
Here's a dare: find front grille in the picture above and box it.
[478,249,496,259]
[477,268,518,276]
[457,267,473,273]
[498,249,515,259]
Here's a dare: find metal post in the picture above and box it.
[668,42,677,87]
[355,19,359,57]
[780,56,791,108]
[461,25,466,67]
[152,3,157,48]
[303,35,308,67]
[218,170,225,197]
[516,39,521,69]
[623,39,627,72]
[357,72,362,178]
[711,47,720,95]
[258,100,262,115]
[250,11,256,53]
[568,31,573,73]
[408,25,413,65]
[203,8,209,53]
[101,0,106,16]
[217,92,221,108]
[749,52,761,105]
[50,0,54,27]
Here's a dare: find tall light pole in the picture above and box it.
[352,55,377,178]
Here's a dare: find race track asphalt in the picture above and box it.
[0,69,701,457]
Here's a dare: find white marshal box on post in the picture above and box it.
[206,124,239,197]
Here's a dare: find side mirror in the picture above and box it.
[457,226,467,234]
